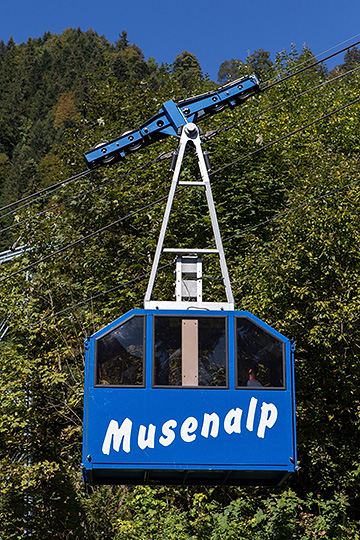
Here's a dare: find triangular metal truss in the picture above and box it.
[144,122,234,310]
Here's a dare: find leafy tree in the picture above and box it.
[115,30,130,51]
[342,45,360,71]
[53,91,80,130]
[0,152,10,190]
[217,58,246,84]
[246,48,273,80]
[172,51,203,90]
[113,44,150,83]
[217,49,273,84]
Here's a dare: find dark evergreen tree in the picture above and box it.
[115,30,130,51]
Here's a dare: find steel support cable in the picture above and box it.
[0,169,93,217]
[4,65,360,236]
[222,177,360,244]
[3,39,359,222]
[209,95,360,177]
[1,94,360,285]
[208,38,360,141]
[3,37,360,222]
[0,193,170,285]
[0,183,109,235]
[0,152,168,235]
[262,33,360,88]
[0,148,168,223]
[3,39,359,220]
[260,38,360,92]
[204,64,360,141]
[18,175,360,333]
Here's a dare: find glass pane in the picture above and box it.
[154,316,227,387]
[154,317,182,386]
[236,318,284,388]
[96,316,144,385]
[198,318,226,386]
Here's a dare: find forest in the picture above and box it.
[1,27,360,538]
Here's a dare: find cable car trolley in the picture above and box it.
[82,76,297,486]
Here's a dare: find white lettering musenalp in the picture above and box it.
[138,424,156,450]
[257,402,278,438]
[101,401,279,455]
[201,412,220,438]
[246,397,258,432]
[159,419,177,446]
[180,416,198,442]
[102,418,132,455]
[224,408,242,434]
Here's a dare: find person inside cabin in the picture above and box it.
[246,359,263,387]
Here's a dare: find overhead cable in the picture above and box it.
[260,34,360,88]
[0,193,170,284]
[4,37,360,220]
[210,95,360,176]
[261,39,360,91]
[16,175,360,334]
[0,146,170,225]
[4,63,360,236]
[0,169,93,217]
[204,64,360,141]
[1,93,360,285]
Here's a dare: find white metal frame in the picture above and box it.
[144,122,234,310]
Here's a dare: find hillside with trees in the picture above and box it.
[1,29,360,538]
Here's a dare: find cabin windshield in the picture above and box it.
[94,314,286,389]
[153,316,227,387]
[95,316,144,386]
[236,317,285,388]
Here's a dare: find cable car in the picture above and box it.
[82,105,297,486]
[82,308,296,486]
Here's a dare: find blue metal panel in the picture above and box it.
[82,309,296,485]
[83,75,259,168]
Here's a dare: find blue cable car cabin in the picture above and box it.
[82,308,297,486]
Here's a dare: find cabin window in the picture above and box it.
[153,316,227,387]
[95,316,144,386]
[236,317,285,389]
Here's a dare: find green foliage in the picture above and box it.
[172,51,203,90]
[0,28,170,248]
[217,58,246,83]
[217,48,273,83]
[1,33,360,538]
[246,48,274,81]
[210,490,356,539]
[341,46,360,72]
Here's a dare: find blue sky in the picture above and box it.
[1,0,360,81]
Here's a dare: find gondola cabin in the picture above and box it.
[82,308,296,486]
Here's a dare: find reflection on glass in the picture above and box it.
[154,317,227,387]
[96,316,144,385]
[236,318,284,388]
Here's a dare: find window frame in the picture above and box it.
[94,314,146,388]
[235,316,286,390]
[152,314,229,389]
